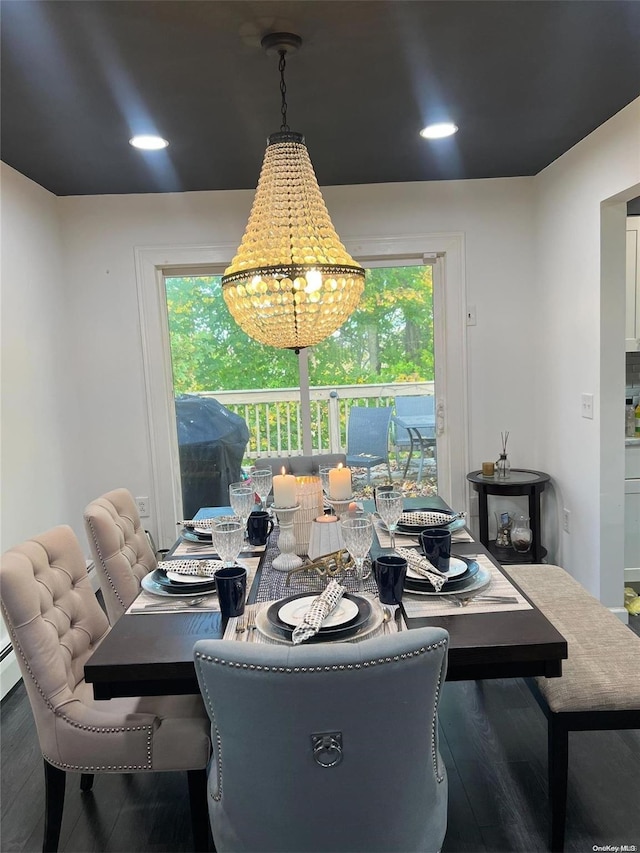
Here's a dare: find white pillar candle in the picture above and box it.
[329,464,352,500]
[272,468,297,507]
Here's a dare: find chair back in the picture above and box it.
[194,626,449,853]
[346,405,392,460]
[0,525,110,763]
[83,488,157,624]
[394,395,436,447]
[254,453,347,476]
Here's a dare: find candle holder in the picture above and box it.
[271,505,304,572]
[327,496,354,519]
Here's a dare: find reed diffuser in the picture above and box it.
[496,431,511,479]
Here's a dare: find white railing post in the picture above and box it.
[328,390,341,452]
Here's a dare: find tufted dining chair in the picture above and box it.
[194,625,449,853]
[0,525,211,853]
[83,487,157,624]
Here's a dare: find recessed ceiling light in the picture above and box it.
[420,123,458,140]
[129,135,169,150]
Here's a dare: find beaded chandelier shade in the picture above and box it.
[221,34,365,351]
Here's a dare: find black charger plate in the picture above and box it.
[404,555,480,593]
[266,593,371,642]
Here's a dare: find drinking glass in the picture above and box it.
[250,468,273,510]
[211,519,244,568]
[340,512,373,593]
[229,482,255,541]
[375,489,404,551]
[318,467,333,497]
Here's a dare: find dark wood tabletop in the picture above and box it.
[85,502,567,699]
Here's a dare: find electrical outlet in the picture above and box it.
[581,393,594,419]
[136,496,150,518]
[562,508,570,533]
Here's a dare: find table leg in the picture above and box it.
[529,487,543,562]
[477,488,489,547]
[403,430,416,479]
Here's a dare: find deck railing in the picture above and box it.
[199,382,434,460]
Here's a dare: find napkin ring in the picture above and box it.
[311,732,343,768]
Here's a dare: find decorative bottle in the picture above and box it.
[625,399,636,438]
[636,400,640,437]
[511,515,532,553]
[495,453,511,479]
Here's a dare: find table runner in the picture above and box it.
[253,528,379,602]
[401,554,532,618]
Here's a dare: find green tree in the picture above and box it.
[165,265,434,393]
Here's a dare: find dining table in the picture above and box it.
[84,497,567,700]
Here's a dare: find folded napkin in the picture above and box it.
[395,547,447,592]
[398,510,465,527]
[157,559,222,578]
[291,580,346,645]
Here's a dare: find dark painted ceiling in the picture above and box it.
[2,1,639,197]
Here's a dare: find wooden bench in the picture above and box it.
[506,564,640,852]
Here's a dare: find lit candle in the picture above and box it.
[272,467,297,507]
[329,464,352,500]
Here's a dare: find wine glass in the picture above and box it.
[375,489,404,551]
[211,519,244,568]
[229,482,255,543]
[340,512,373,593]
[250,468,273,510]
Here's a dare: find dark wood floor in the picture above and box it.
[2,661,639,853]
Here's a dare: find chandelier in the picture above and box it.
[221,32,365,351]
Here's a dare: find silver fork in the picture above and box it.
[246,608,257,640]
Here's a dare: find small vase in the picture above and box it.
[511,515,532,553]
[496,453,511,479]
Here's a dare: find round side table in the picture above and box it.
[466,469,551,564]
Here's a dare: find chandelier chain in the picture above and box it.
[278,50,289,131]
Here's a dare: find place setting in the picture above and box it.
[373,495,474,548]
[398,526,533,618]
[130,516,262,614]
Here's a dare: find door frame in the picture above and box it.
[135,232,468,548]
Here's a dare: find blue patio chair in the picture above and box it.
[345,405,393,484]
[393,396,436,483]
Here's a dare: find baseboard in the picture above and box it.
[610,606,629,624]
[624,566,640,584]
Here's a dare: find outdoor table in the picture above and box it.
[392,414,437,482]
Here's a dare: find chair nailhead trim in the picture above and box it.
[195,641,446,673]
[2,603,155,768]
[43,752,151,772]
[85,516,127,611]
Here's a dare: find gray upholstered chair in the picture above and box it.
[0,525,211,853]
[194,626,449,853]
[254,452,347,476]
[83,487,157,624]
[345,405,393,484]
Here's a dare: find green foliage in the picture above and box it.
[165,266,434,393]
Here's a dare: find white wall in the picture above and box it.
[534,98,640,604]
[0,163,76,695]
[1,164,77,548]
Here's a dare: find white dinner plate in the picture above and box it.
[406,555,468,582]
[256,602,384,644]
[141,572,217,598]
[404,566,492,598]
[166,571,216,585]
[278,596,359,628]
